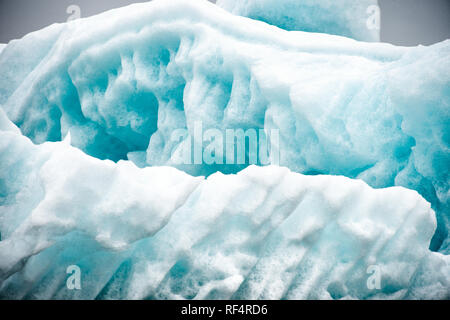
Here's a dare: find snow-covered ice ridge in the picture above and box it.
[0,0,449,299]
[217,0,380,41]
[0,110,448,299]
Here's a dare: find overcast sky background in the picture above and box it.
[0,0,449,46]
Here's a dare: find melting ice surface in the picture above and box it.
[0,0,449,299]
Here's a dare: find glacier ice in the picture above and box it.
[216,0,380,42]
[0,0,449,299]
[0,0,448,251]
[0,112,448,299]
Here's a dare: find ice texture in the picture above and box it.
[0,113,448,299]
[0,0,449,299]
[0,0,448,251]
[216,0,380,41]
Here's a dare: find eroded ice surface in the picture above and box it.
[0,112,448,299]
[0,0,449,299]
[0,0,448,251]
[216,0,380,41]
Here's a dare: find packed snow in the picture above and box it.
[0,0,449,299]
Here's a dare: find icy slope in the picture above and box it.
[0,112,448,300]
[0,0,448,251]
[216,0,380,41]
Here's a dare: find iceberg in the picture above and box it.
[0,0,448,251]
[0,112,448,299]
[0,0,449,299]
[216,0,380,41]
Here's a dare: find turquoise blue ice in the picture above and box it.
[0,0,449,299]
[217,0,380,41]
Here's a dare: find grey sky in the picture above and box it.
[0,0,449,46]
